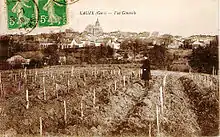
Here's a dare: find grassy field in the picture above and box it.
[0,64,219,136]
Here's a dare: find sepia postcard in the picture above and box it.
[0,0,219,136]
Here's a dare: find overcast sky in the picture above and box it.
[0,0,219,36]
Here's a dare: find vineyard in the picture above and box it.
[0,64,219,136]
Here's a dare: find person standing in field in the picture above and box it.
[141,56,151,88]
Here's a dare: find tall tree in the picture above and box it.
[149,44,169,69]
[44,44,59,65]
[189,36,218,74]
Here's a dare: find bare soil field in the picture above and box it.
[0,64,219,137]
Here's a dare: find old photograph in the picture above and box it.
[0,0,219,136]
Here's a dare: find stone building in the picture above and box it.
[84,19,103,36]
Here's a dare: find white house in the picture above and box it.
[81,40,91,46]
[168,40,183,49]
[39,42,55,49]
[71,39,84,48]
[94,42,102,47]
[192,40,206,49]
[69,39,84,48]
[106,39,120,49]
[59,39,86,49]
[111,41,120,49]
[153,40,163,46]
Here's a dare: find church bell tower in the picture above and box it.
[95,18,100,27]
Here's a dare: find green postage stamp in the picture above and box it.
[38,0,67,27]
[7,0,36,29]
[7,0,67,29]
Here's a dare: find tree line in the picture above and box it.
[0,35,218,75]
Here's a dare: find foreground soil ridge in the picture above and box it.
[0,66,218,136]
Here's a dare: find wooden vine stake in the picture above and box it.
[138,69,141,78]
[3,84,5,98]
[24,67,27,83]
[52,75,55,86]
[0,72,1,84]
[93,89,96,107]
[43,76,45,86]
[118,69,121,76]
[102,70,104,77]
[39,117,42,136]
[212,66,215,76]
[71,66,74,77]
[56,83,59,99]
[43,87,46,101]
[67,79,70,93]
[123,76,126,87]
[83,73,86,81]
[161,74,167,116]
[26,89,29,109]
[159,86,164,116]
[35,71,37,82]
[114,81,117,91]
[18,81,21,91]
[0,84,2,97]
[81,96,84,119]
[24,67,27,76]
[149,122,152,137]
[64,100,67,125]
[163,74,167,88]
[43,77,46,100]
[156,104,160,137]
[0,84,3,98]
